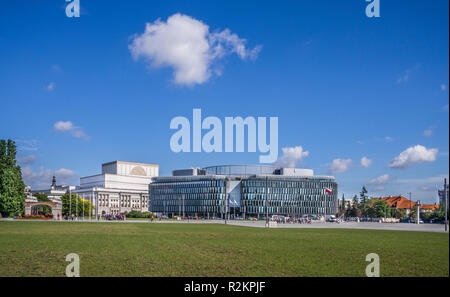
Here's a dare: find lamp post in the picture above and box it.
[90,192,92,221]
[265,176,269,228]
[182,194,185,219]
[407,192,412,223]
[445,178,448,232]
[75,192,78,220]
[69,187,72,220]
[416,200,421,225]
[82,196,84,220]
[224,178,229,225]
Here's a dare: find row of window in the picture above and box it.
[151,186,225,194]
[149,177,337,215]
[97,193,148,208]
[242,180,335,189]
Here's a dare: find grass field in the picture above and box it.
[0,221,448,277]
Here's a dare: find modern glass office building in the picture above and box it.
[149,165,338,219]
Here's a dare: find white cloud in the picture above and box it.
[441,84,447,91]
[384,136,393,142]
[47,82,55,91]
[328,158,352,174]
[423,129,433,137]
[388,145,438,169]
[360,156,372,168]
[368,174,393,185]
[51,64,61,72]
[21,166,76,189]
[396,64,420,84]
[418,185,436,192]
[54,121,75,132]
[53,121,90,140]
[423,125,436,137]
[397,74,409,84]
[275,146,309,168]
[398,174,449,184]
[129,13,261,86]
[17,154,37,165]
[372,186,385,192]
[15,139,39,151]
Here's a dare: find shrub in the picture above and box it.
[123,210,153,218]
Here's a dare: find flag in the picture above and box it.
[325,188,332,194]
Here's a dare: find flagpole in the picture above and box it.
[265,176,269,228]
[69,187,72,220]
[76,193,78,220]
[90,192,92,221]
[324,188,327,223]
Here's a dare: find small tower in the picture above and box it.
[51,175,56,189]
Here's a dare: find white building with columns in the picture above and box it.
[74,161,159,216]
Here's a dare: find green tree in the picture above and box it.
[352,194,359,206]
[360,186,368,205]
[32,193,50,202]
[394,209,407,220]
[0,139,26,217]
[338,194,346,216]
[433,206,449,221]
[361,199,376,218]
[61,193,94,218]
[373,199,391,218]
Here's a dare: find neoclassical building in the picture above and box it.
[74,161,159,216]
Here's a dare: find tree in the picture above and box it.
[345,201,351,216]
[352,194,359,207]
[361,199,376,218]
[432,206,449,221]
[338,194,346,216]
[61,193,94,217]
[360,186,368,205]
[394,209,407,220]
[373,199,391,218]
[409,206,418,221]
[33,193,50,202]
[0,139,26,217]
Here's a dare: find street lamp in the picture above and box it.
[265,176,269,228]
[416,200,421,225]
[407,192,412,223]
[445,178,448,232]
[69,187,72,220]
[224,178,229,225]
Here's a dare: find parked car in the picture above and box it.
[327,215,337,222]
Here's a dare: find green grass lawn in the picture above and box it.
[0,221,448,277]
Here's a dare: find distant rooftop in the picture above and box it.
[170,164,334,179]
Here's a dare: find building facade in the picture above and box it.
[375,196,440,215]
[74,161,159,216]
[31,176,75,203]
[149,165,338,219]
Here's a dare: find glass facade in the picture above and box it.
[149,165,338,218]
[240,177,337,217]
[149,176,227,217]
[203,165,279,177]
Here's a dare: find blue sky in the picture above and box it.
[0,0,448,203]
